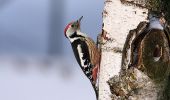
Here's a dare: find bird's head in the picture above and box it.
[64,16,83,38]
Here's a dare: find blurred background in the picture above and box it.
[0,0,103,100]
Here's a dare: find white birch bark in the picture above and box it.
[99,0,148,99]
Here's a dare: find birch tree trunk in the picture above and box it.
[99,0,170,100]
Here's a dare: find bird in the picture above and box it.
[64,16,100,99]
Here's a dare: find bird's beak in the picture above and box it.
[77,16,83,28]
[78,16,83,22]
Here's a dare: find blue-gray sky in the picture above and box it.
[0,0,103,56]
[0,0,49,55]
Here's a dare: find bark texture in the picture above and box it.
[99,0,170,100]
[99,0,147,99]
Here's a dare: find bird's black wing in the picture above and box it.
[71,39,93,80]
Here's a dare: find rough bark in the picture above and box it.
[99,0,170,100]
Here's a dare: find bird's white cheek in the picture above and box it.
[66,30,72,37]
[66,28,75,37]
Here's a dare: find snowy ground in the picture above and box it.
[0,56,96,100]
[99,0,148,99]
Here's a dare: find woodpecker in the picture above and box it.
[64,16,100,99]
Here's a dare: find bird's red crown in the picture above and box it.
[64,22,73,37]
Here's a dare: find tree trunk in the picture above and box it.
[99,0,170,100]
